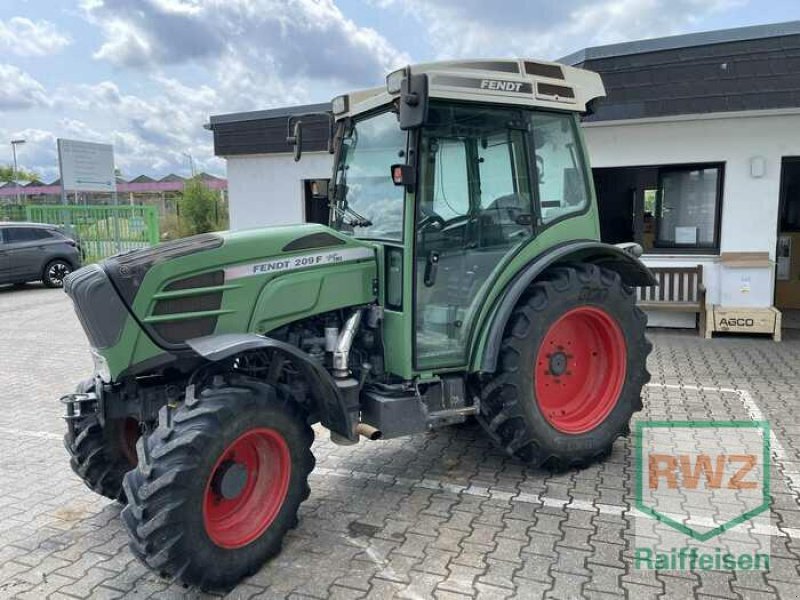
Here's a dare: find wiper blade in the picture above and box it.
[332,203,372,228]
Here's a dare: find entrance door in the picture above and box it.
[414,103,534,369]
[303,179,330,225]
[776,158,800,316]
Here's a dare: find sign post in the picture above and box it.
[57,139,121,252]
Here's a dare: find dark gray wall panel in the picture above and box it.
[578,34,800,122]
[213,113,331,157]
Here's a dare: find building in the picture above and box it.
[562,21,800,326]
[207,104,331,229]
[0,173,228,217]
[208,20,800,329]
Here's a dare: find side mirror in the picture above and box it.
[399,73,429,130]
[390,164,416,188]
[287,121,303,162]
[287,111,335,162]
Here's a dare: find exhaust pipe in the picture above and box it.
[333,309,363,378]
[355,423,382,440]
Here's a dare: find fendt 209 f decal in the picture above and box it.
[224,247,374,280]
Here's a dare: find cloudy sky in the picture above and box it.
[0,0,797,181]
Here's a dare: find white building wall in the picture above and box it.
[583,110,800,326]
[226,151,333,230]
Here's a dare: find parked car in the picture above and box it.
[0,222,83,288]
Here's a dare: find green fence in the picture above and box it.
[0,204,27,222]
[26,205,159,263]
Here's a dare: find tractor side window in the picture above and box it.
[429,139,469,220]
[530,112,590,225]
[335,111,407,241]
[478,133,518,206]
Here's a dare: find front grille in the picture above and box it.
[164,271,224,291]
[153,318,219,345]
[148,270,226,346]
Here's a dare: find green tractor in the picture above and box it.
[62,58,653,590]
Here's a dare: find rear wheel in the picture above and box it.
[121,377,314,591]
[64,379,140,501]
[478,264,651,469]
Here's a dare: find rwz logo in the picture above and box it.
[649,453,758,490]
[635,421,770,542]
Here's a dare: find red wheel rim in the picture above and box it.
[119,418,140,467]
[203,428,291,549]
[534,306,627,434]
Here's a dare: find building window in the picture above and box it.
[655,165,723,250]
[594,162,724,254]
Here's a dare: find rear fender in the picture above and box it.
[186,333,358,441]
[475,240,655,374]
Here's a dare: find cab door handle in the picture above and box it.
[424,251,439,287]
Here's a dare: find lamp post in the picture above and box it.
[182,152,196,178]
[10,139,26,204]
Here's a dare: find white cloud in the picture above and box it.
[54,76,225,178]
[0,17,72,57]
[83,0,408,87]
[0,64,52,110]
[378,0,744,60]
[65,0,414,179]
[4,0,753,181]
[0,127,60,180]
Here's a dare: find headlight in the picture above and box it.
[91,349,111,383]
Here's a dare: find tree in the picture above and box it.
[0,164,39,183]
[179,176,227,236]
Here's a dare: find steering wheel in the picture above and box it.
[418,205,446,232]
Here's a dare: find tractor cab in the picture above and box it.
[292,59,607,377]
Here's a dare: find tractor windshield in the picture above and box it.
[331,110,407,241]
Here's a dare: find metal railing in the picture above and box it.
[0,204,27,222]
[25,204,159,263]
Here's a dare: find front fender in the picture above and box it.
[186,333,358,441]
[473,240,655,374]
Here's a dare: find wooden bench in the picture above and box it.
[636,265,708,337]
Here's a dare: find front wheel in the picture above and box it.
[64,379,140,501]
[478,264,651,469]
[121,377,314,591]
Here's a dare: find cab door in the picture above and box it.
[414,102,534,370]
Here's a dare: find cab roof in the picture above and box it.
[341,58,605,118]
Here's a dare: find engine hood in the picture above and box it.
[101,223,377,353]
[103,224,370,304]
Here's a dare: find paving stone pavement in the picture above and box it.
[1,283,800,599]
